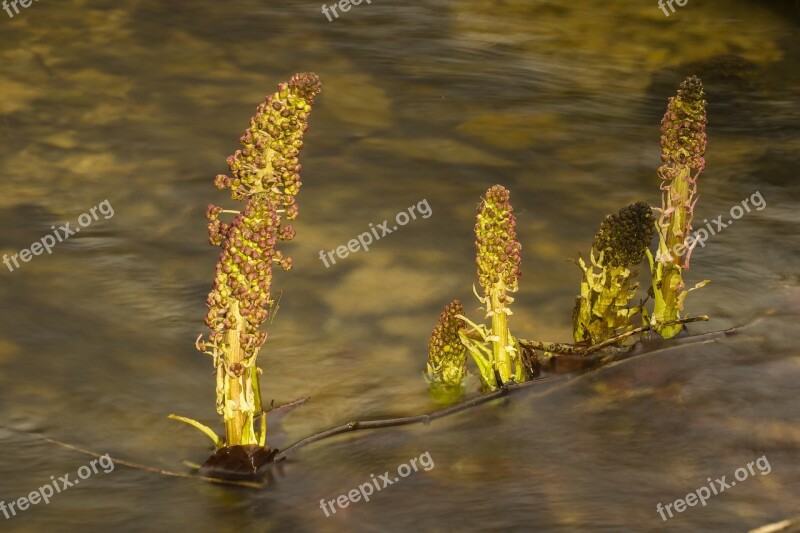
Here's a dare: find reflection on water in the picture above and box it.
[0,0,798,530]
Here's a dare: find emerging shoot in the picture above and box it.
[573,201,656,345]
[425,300,468,403]
[649,76,709,339]
[461,185,524,390]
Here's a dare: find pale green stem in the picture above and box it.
[222,301,258,446]
[654,167,692,339]
[490,287,512,384]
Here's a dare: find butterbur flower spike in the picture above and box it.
[468,185,524,390]
[573,201,656,345]
[172,74,321,464]
[475,185,522,295]
[425,300,468,403]
[649,76,710,339]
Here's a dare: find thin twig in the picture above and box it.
[0,398,312,490]
[1,429,265,489]
[519,315,709,356]
[267,396,308,414]
[580,315,708,355]
[275,375,562,459]
[0,319,741,490]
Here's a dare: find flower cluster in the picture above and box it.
[659,75,707,177]
[426,300,467,389]
[573,202,656,344]
[203,194,292,364]
[417,77,713,402]
[214,72,322,219]
[592,201,656,269]
[475,185,522,294]
[655,76,707,258]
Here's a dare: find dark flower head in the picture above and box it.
[660,75,707,173]
[592,201,656,268]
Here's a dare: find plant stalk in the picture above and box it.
[222,301,258,446]
[490,288,512,383]
[653,167,691,338]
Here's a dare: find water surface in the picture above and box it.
[0,1,798,531]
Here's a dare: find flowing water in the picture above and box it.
[0,1,798,531]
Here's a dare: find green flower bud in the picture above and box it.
[426,300,467,390]
[475,185,522,294]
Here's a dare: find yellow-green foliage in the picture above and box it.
[573,201,655,345]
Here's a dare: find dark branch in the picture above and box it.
[275,375,561,459]
[519,315,709,355]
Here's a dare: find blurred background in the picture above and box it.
[0,0,798,531]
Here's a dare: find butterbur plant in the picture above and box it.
[152,73,714,482]
[425,300,468,403]
[573,202,656,345]
[429,78,710,395]
[459,185,525,390]
[649,76,709,339]
[170,73,321,462]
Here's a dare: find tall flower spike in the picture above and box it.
[573,201,656,345]
[425,300,468,403]
[476,185,522,293]
[202,193,284,446]
[173,73,321,455]
[649,76,709,339]
[216,72,322,219]
[469,185,524,389]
